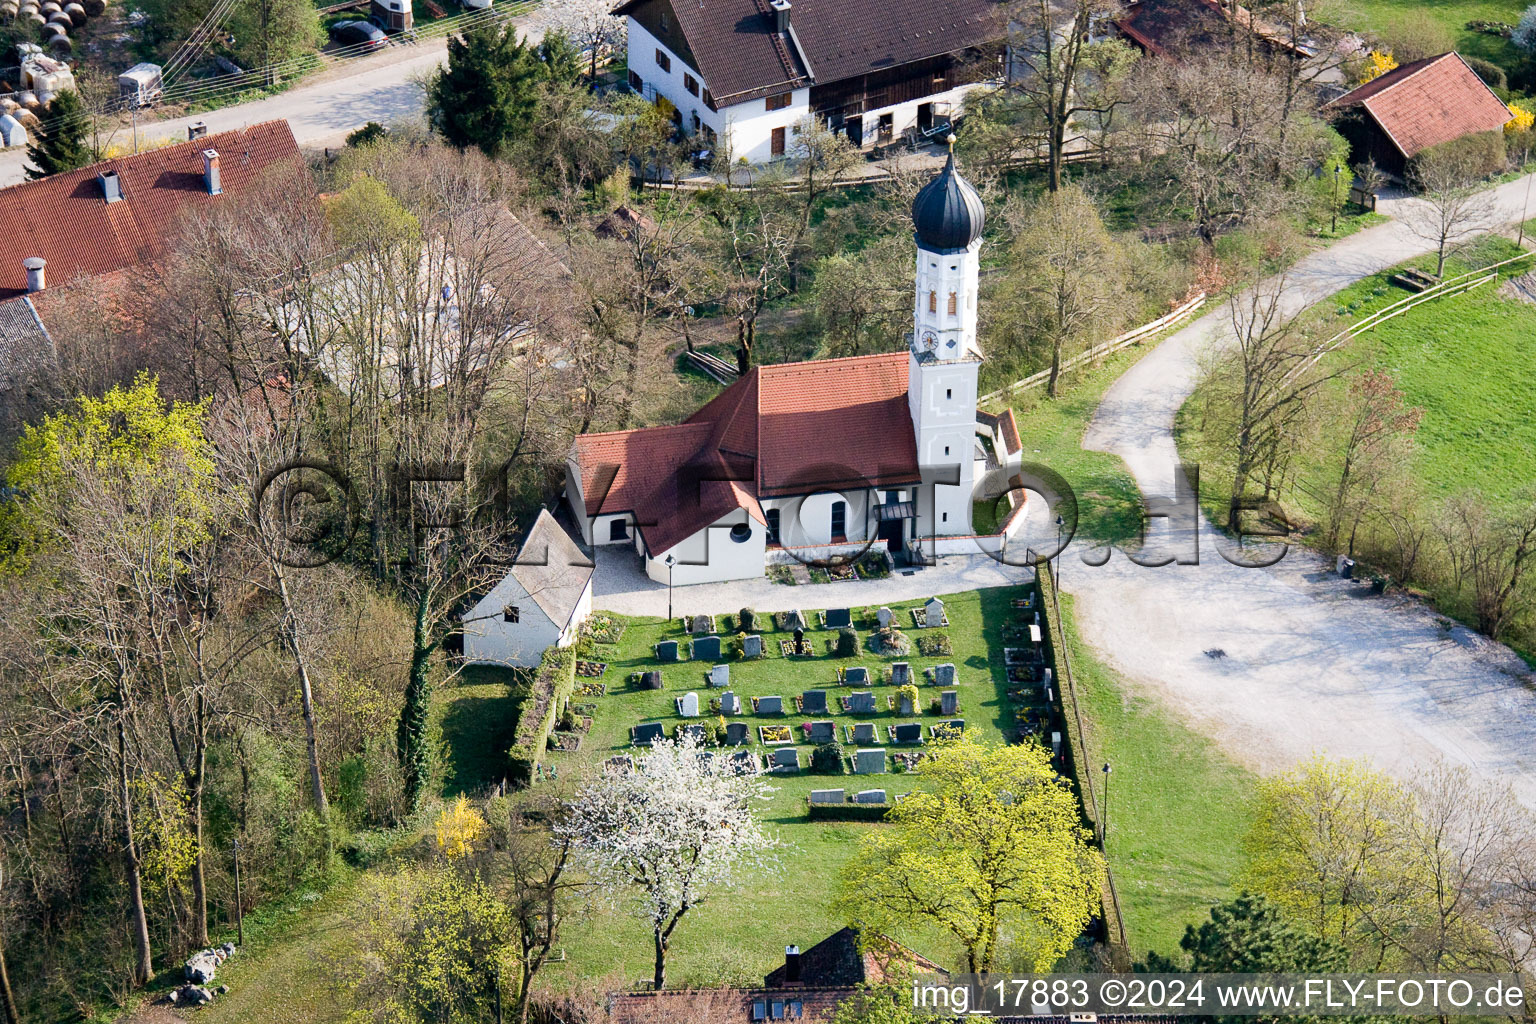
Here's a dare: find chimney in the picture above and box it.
[769,0,790,32]
[202,149,222,195]
[188,120,208,141]
[23,257,46,293]
[783,945,801,985]
[98,169,123,204]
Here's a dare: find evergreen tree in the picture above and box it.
[1141,892,1348,974]
[426,24,549,158]
[25,90,94,180]
[538,29,582,87]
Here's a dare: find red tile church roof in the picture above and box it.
[573,352,920,554]
[1332,52,1511,160]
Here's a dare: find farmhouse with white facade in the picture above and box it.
[462,510,595,667]
[566,147,1013,586]
[613,0,1003,163]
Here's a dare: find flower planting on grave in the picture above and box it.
[760,725,793,744]
[583,614,626,643]
[917,632,953,656]
[875,627,910,656]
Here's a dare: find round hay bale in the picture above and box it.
[17,90,39,108]
[80,0,102,11]
[45,14,66,28]
[47,32,71,52]
[1,2,18,16]
[40,1,59,12]
[64,3,84,23]
[0,97,17,114]
[15,108,39,129]
[24,11,45,25]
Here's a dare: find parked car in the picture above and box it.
[330,20,387,51]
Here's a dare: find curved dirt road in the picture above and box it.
[1057,179,1536,805]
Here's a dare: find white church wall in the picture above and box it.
[644,507,766,585]
[462,575,565,668]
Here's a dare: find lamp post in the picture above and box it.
[665,554,676,622]
[1331,164,1342,233]
[1054,513,1065,585]
[1100,762,1112,847]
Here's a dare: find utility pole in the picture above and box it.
[232,838,244,945]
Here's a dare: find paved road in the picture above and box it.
[1051,177,1536,806]
[0,8,552,186]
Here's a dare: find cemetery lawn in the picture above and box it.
[1053,591,1255,958]
[994,344,1151,546]
[541,586,1034,987]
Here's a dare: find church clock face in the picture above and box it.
[921,331,937,351]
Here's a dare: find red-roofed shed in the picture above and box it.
[1330,52,1511,177]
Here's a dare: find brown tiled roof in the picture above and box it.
[762,926,946,988]
[608,986,854,1023]
[612,0,1000,106]
[1331,52,1512,159]
[0,120,304,301]
[573,352,919,554]
[1116,0,1307,59]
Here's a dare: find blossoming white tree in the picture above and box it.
[559,735,779,989]
[548,0,626,83]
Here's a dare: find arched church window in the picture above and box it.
[947,292,957,315]
[928,291,937,313]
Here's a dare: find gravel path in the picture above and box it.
[1058,179,1536,805]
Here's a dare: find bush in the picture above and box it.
[811,741,847,774]
[896,684,920,712]
[347,121,388,147]
[1515,4,1536,53]
[507,645,577,783]
[739,607,758,632]
[807,801,889,821]
[836,626,859,657]
[1465,56,1509,93]
[1410,131,1508,185]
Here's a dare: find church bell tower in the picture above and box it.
[908,138,985,539]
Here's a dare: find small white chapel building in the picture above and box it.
[461,509,595,667]
[565,146,1009,586]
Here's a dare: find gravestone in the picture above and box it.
[655,640,679,662]
[605,754,634,773]
[934,663,956,686]
[631,722,664,745]
[678,692,699,717]
[755,695,784,715]
[793,627,805,650]
[680,723,706,741]
[941,690,959,715]
[924,596,945,628]
[810,789,845,805]
[691,614,711,635]
[940,719,965,734]
[1050,730,1062,757]
[854,788,888,803]
[849,691,876,714]
[853,748,886,774]
[849,722,877,744]
[692,635,722,661]
[724,722,750,746]
[843,666,869,686]
[807,720,835,744]
[729,751,758,772]
[742,634,764,659]
[640,670,663,690]
[708,664,729,687]
[771,748,800,772]
[1029,623,1042,645]
[1042,668,1053,690]
[786,609,807,632]
[890,662,911,686]
[801,690,828,714]
[892,723,923,744]
[720,691,741,715]
[825,607,852,629]
[877,606,893,628]
[898,692,915,715]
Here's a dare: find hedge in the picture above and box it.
[807,801,890,821]
[508,644,578,784]
[1409,131,1508,184]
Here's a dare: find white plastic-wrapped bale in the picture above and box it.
[64,3,84,24]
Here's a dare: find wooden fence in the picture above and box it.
[1038,563,1131,968]
[979,291,1208,407]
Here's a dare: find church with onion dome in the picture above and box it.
[469,148,1001,664]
